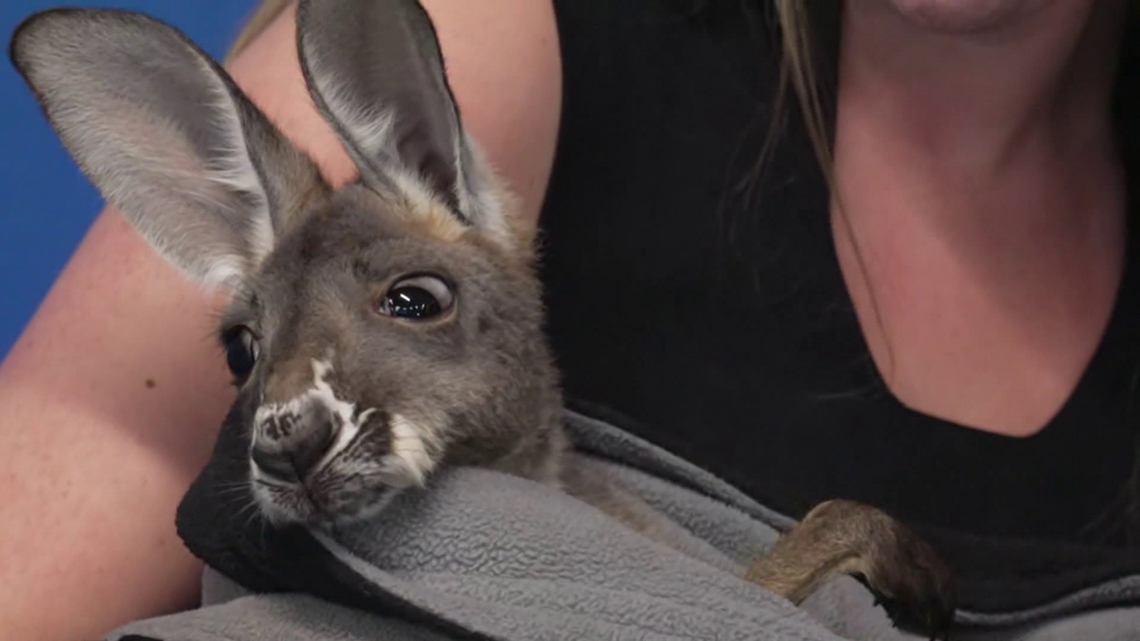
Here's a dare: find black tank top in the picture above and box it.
[539,0,1140,611]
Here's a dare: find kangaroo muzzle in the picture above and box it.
[250,358,358,482]
[251,396,340,481]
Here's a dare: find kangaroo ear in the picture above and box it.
[10,9,326,290]
[296,0,515,249]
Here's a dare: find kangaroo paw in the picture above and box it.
[746,499,956,640]
[857,520,956,640]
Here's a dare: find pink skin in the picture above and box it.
[831,0,1129,436]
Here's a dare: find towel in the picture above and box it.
[105,407,1140,641]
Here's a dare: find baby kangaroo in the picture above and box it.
[11,0,954,636]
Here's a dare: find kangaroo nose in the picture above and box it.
[251,412,336,482]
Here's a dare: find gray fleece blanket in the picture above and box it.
[106,410,1140,641]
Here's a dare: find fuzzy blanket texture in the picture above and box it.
[106,409,1140,641]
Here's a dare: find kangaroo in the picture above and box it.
[10,0,955,637]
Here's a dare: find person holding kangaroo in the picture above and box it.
[2,1,1140,640]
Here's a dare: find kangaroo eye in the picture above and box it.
[379,275,454,320]
[221,325,260,381]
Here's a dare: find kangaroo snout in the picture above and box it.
[251,399,338,482]
[249,358,362,484]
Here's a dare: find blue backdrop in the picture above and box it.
[0,0,259,359]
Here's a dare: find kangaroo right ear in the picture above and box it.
[294,0,518,251]
[10,9,325,290]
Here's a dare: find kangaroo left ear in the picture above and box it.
[10,8,326,291]
[295,0,516,250]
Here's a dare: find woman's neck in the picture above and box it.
[828,0,1130,436]
[836,0,1125,184]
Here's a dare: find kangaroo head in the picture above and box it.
[11,0,565,526]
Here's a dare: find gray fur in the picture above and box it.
[11,0,564,528]
[10,1,956,636]
[10,8,323,289]
[296,0,517,248]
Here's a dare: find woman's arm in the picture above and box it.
[0,2,561,638]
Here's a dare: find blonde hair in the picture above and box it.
[763,2,896,372]
[771,1,834,181]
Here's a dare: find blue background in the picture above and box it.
[0,0,258,360]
